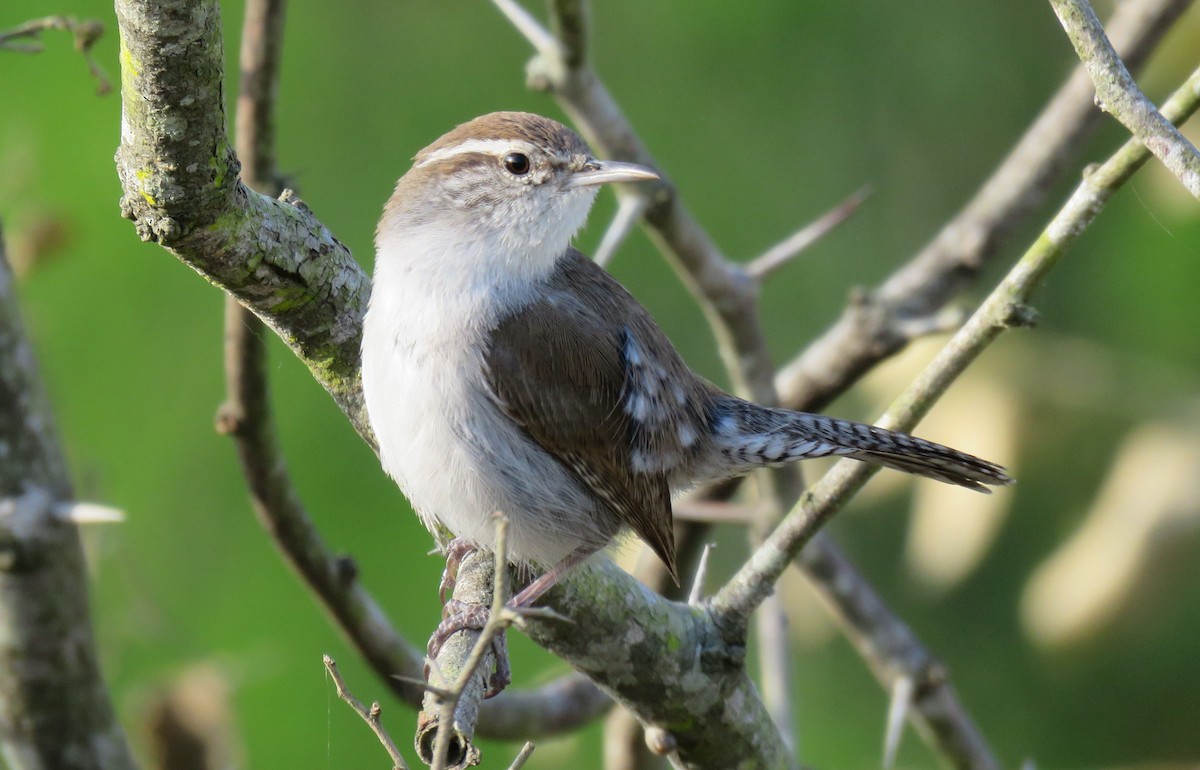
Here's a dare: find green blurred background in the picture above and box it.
[4,1,1200,767]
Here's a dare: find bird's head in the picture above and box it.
[378,112,658,275]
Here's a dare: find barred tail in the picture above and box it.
[709,396,1012,492]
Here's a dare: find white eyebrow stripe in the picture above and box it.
[415,139,539,168]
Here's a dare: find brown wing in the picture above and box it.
[484,251,705,582]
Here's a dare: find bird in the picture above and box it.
[361,111,1011,614]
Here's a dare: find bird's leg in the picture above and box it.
[427,538,512,697]
[438,537,478,604]
[509,546,594,608]
[425,545,595,698]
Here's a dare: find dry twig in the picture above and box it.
[324,655,411,770]
[0,16,110,93]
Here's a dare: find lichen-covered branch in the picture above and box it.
[520,557,792,769]
[1050,0,1200,198]
[0,225,138,770]
[114,0,372,443]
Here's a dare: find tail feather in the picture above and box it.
[710,397,1012,492]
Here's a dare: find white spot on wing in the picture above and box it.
[625,334,643,365]
[631,449,655,472]
[627,393,652,422]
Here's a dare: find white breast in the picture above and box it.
[361,225,612,567]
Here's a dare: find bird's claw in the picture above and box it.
[425,599,511,698]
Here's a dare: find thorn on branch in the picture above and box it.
[593,193,649,267]
[52,501,125,524]
[687,543,716,606]
[747,185,873,280]
[883,675,915,770]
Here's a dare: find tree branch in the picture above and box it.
[115,0,372,443]
[713,61,1200,627]
[1049,0,1200,198]
[0,224,138,769]
[776,0,1194,413]
[520,557,792,768]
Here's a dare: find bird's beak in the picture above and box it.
[567,159,659,188]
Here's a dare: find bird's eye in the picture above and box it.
[503,152,531,175]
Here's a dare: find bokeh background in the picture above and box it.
[4,1,1200,768]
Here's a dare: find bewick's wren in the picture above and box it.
[362,112,1011,606]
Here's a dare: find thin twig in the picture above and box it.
[1049,0,1200,198]
[492,0,560,60]
[0,16,111,94]
[747,185,873,280]
[506,742,536,770]
[324,655,411,770]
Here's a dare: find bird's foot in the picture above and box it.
[425,599,511,698]
[437,538,478,604]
